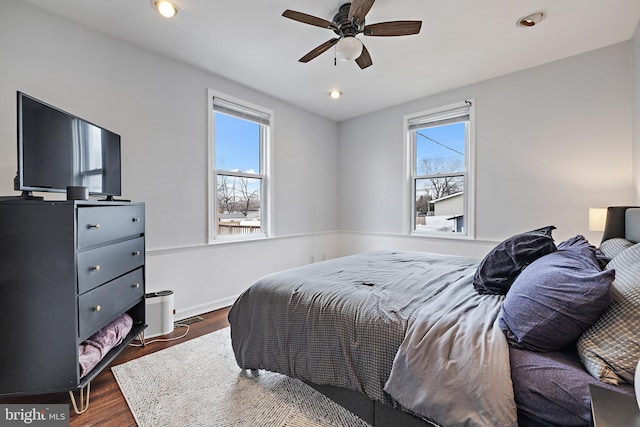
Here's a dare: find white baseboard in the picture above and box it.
[174,295,238,322]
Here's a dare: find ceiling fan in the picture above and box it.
[282,0,422,69]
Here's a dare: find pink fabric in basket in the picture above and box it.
[78,313,133,378]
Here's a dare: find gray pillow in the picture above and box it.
[599,237,634,259]
[578,243,640,385]
[473,226,556,295]
[499,248,614,352]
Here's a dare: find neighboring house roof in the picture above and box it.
[431,192,464,203]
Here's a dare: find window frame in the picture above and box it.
[207,89,273,243]
[404,99,476,239]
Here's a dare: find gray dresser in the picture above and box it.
[0,200,146,396]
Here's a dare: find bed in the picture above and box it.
[228,206,640,426]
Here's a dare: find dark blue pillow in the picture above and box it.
[557,234,609,268]
[473,226,557,295]
[499,248,614,352]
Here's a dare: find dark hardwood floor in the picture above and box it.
[0,307,231,426]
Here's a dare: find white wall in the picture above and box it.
[0,1,340,319]
[633,20,640,204]
[1,2,638,318]
[338,42,635,255]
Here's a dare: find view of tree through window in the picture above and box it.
[212,97,270,239]
[409,103,471,235]
[216,174,261,229]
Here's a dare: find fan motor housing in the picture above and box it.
[333,3,364,37]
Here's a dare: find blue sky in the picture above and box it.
[214,112,465,175]
[415,122,465,173]
[214,113,260,173]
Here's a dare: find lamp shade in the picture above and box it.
[588,207,607,232]
[336,37,363,61]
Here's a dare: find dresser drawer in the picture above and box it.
[77,237,144,294]
[77,205,144,249]
[78,268,144,339]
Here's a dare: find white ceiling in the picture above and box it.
[17,0,640,122]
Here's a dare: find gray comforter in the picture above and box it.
[384,267,517,426]
[229,250,517,426]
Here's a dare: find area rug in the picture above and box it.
[112,328,370,426]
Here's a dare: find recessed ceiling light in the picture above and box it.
[152,0,179,18]
[516,11,545,28]
[329,90,342,99]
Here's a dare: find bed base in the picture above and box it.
[304,381,437,427]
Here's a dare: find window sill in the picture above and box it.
[409,230,474,240]
[209,232,268,244]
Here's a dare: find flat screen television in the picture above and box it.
[15,92,122,198]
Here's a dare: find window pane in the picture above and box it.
[215,112,260,173]
[217,175,261,235]
[415,177,465,233]
[415,122,465,175]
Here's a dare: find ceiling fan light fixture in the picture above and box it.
[516,11,545,28]
[152,0,179,18]
[336,36,363,61]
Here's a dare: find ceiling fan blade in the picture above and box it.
[363,21,422,37]
[299,38,340,63]
[355,44,372,69]
[348,0,375,25]
[282,10,337,30]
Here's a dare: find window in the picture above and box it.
[406,100,475,237]
[208,90,272,241]
[78,121,104,193]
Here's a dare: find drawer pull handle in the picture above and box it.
[133,283,140,289]
[88,224,100,229]
[94,305,101,312]
[132,217,141,223]
[91,265,101,272]
[132,251,141,256]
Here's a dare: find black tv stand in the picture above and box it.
[0,191,44,201]
[99,196,131,202]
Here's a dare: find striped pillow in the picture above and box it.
[577,243,640,385]
[599,238,635,259]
